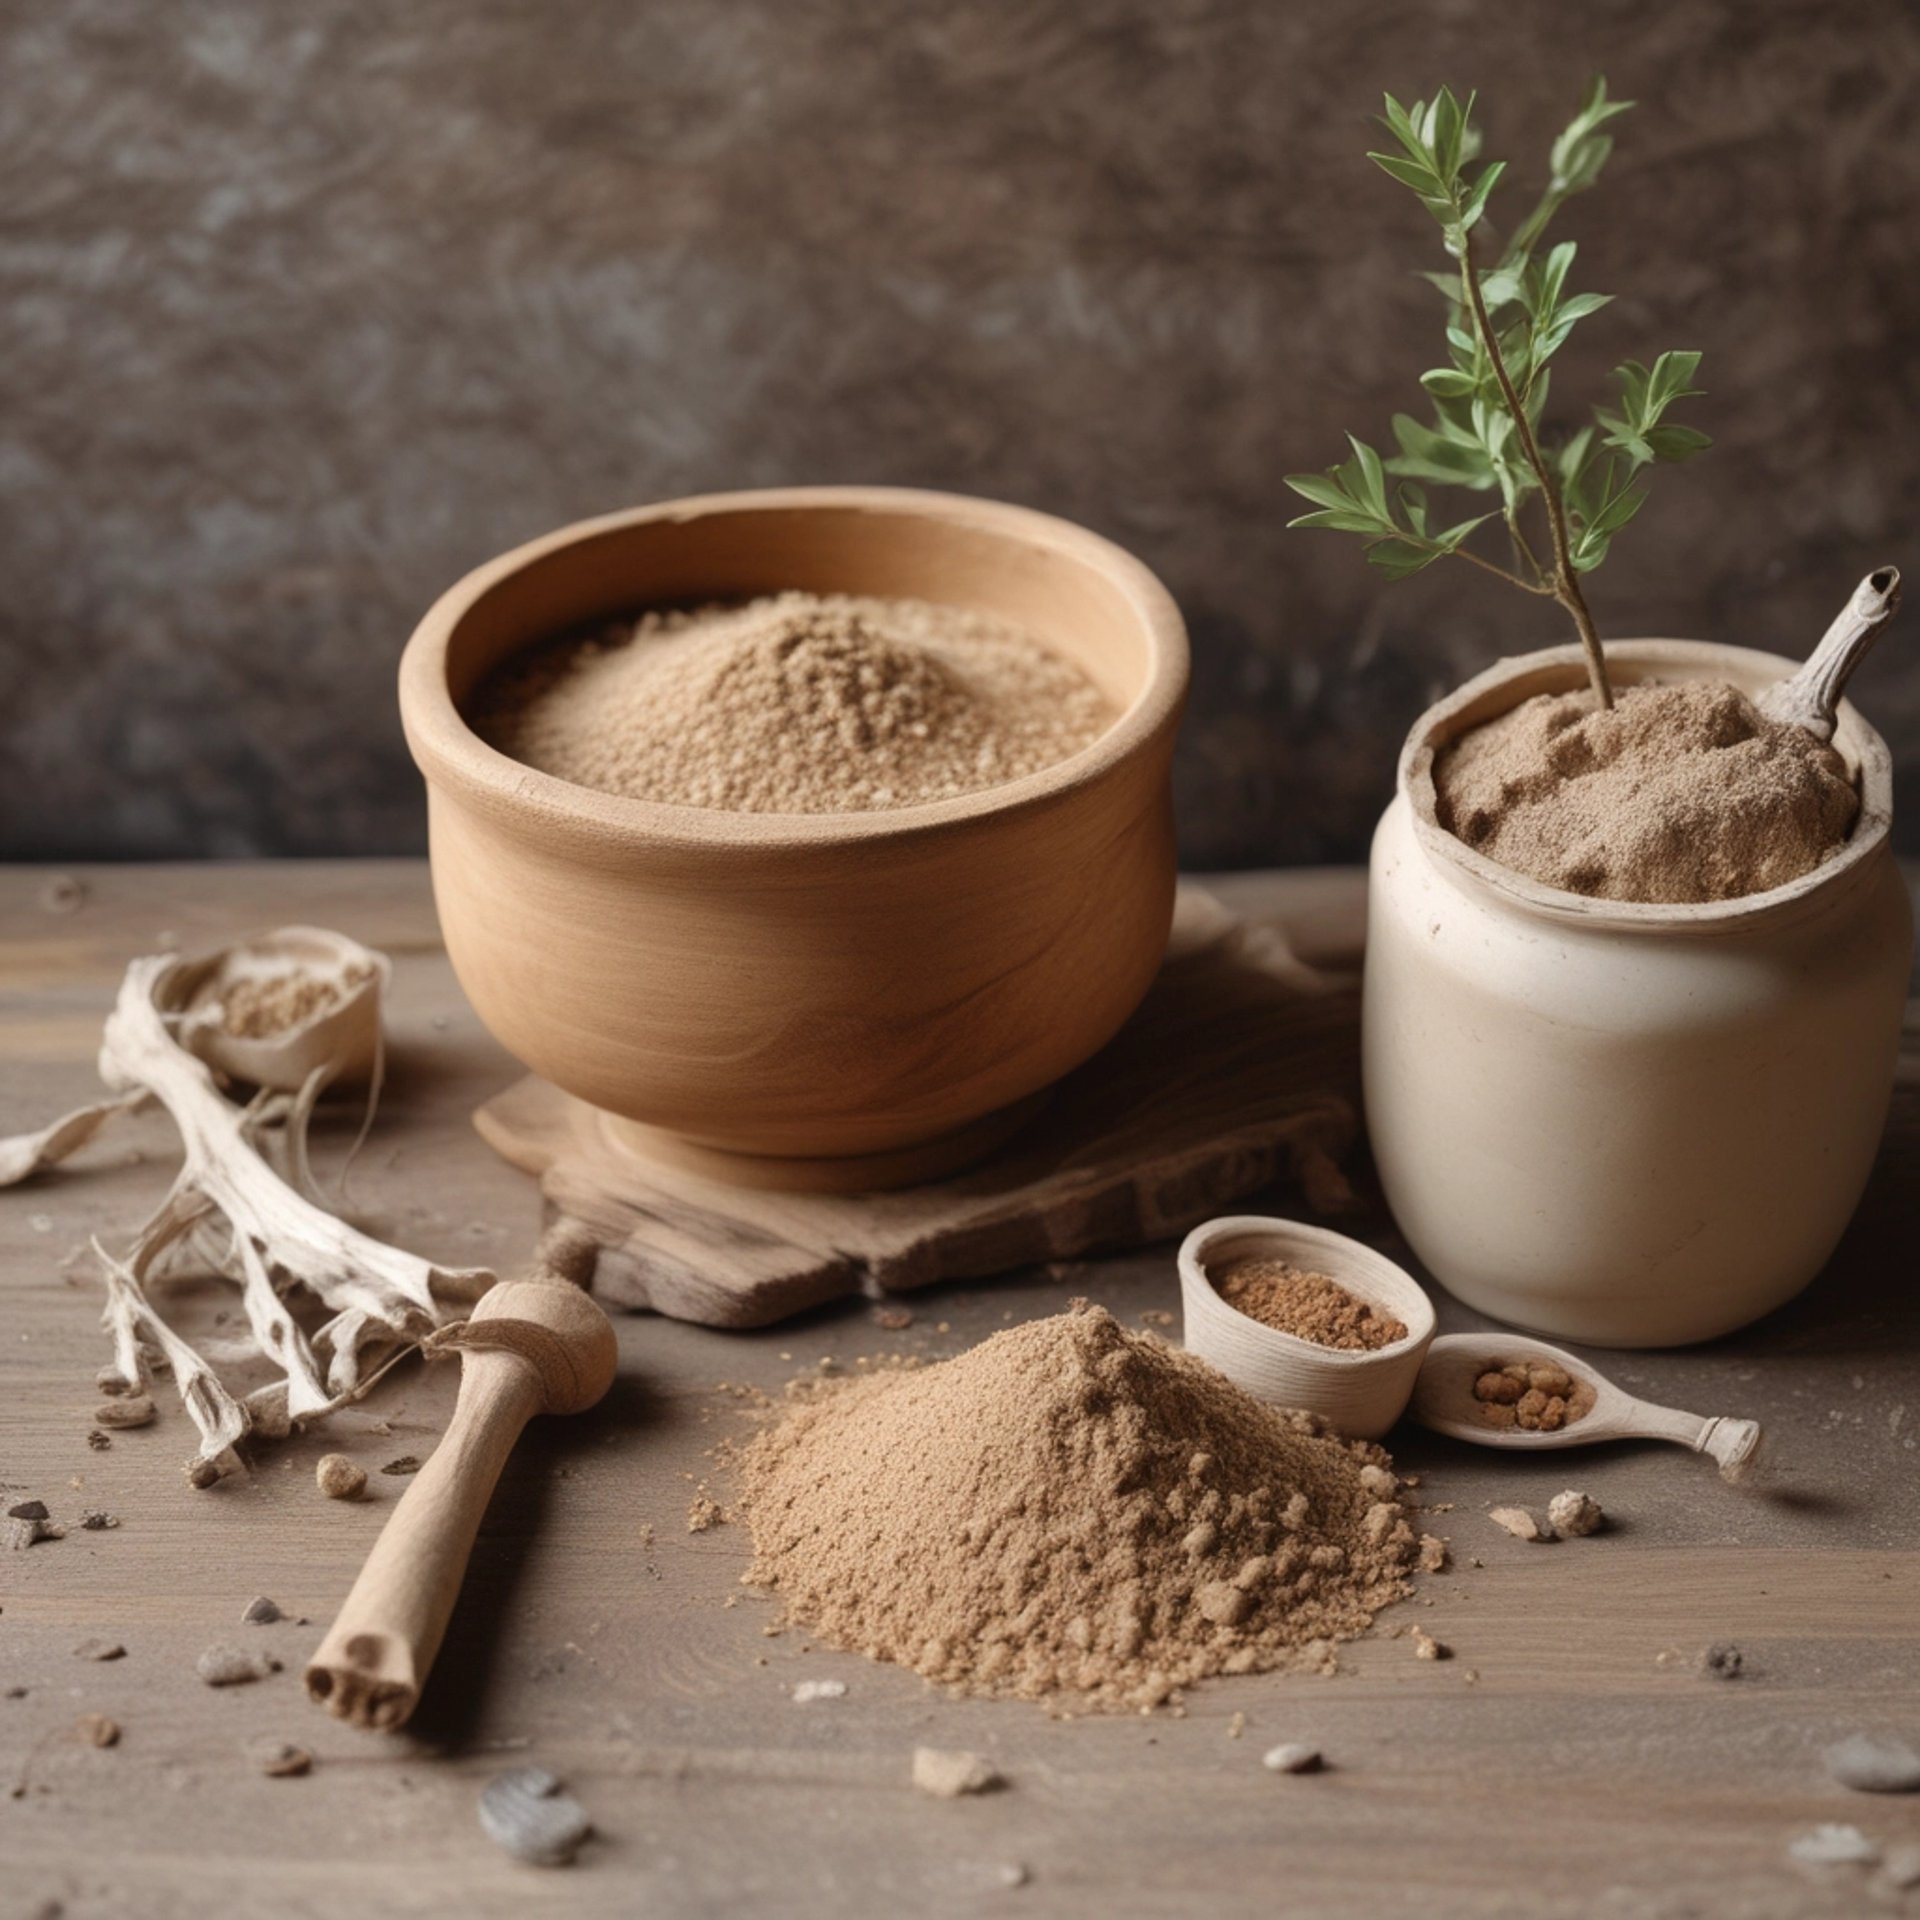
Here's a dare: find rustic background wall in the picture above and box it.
[4,0,1916,867]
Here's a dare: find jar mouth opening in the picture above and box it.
[1398,639,1895,933]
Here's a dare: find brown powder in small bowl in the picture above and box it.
[1471,1359,1596,1433]
[1211,1259,1408,1352]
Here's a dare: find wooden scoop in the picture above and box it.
[1758,566,1902,741]
[305,1245,617,1730]
[1408,1333,1762,1481]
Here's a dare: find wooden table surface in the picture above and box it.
[2,861,1917,1920]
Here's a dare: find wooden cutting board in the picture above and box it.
[473,884,1364,1326]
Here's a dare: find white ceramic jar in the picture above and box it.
[1364,639,1911,1347]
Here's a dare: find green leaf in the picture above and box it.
[1646,349,1705,414]
[1368,150,1444,196]
[1346,435,1391,518]
[1281,473,1355,512]
[1387,413,1496,485]
[1644,423,1713,462]
[1397,480,1430,535]
[1419,367,1477,399]
[1364,537,1446,580]
[1458,158,1505,231]
[1434,511,1499,549]
[1287,508,1396,534]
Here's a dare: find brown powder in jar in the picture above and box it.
[468,591,1115,814]
[1433,680,1858,903]
[1212,1258,1408,1351]
[727,1303,1419,1713]
[1472,1359,1596,1433]
[219,966,372,1038]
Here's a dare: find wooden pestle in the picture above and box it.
[305,1237,617,1731]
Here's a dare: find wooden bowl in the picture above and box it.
[1177,1216,1436,1439]
[398,487,1188,1192]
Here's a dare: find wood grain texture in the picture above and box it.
[474,884,1361,1325]
[2,862,1918,1920]
[4,3,1919,871]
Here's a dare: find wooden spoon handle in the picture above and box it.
[305,1348,544,1730]
[1759,566,1902,740]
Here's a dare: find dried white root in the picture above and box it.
[0,1092,147,1187]
[6,925,492,1484]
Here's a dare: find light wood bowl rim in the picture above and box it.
[399,485,1190,855]
[1399,638,1896,933]
[1178,1215,1438,1368]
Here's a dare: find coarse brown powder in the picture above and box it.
[219,966,372,1038]
[1433,680,1858,903]
[1472,1358,1595,1433]
[727,1303,1419,1713]
[468,591,1115,814]
[1212,1258,1408,1351]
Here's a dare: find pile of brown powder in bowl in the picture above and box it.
[218,965,373,1038]
[468,591,1116,813]
[727,1303,1420,1713]
[1433,680,1858,903]
[1212,1258,1407,1352]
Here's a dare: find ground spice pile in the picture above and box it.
[470,591,1114,814]
[218,965,372,1038]
[1472,1358,1595,1433]
[1212,1259,1407,1351]
[1433,681,1858,903]
[729,1303,1419,1712]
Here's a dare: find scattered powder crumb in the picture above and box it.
[687,1493,723,1533]
[92,1395,155,1430]
[28,1212,53,1234]
[791,1679,848,1704]
[381,1455,422,1477]
[1472,1361,1593,1433]
[1210,1259,1406,1351]
[241,1596,285,1625]
[1434,680,1858,904]
[728,1304,1421,1713]
[1138,1309,1176,1328]
[246,1737,313,1778]
[637,1523,655,1549]
[912,1747,1003,1797]
[72,1639,125,1662]
[197,1645,280,1687]
[1547,1490,1604,1537]
[1488,1507,1553,1543]
[86,1430,112,1452]
[315,1455,365,1501]
[1418,1535,1449,1573]
[871,1306,914,1331]
[1702,1642,1745,1681]
[470,592,1116,815]
[1410,1626,1449,1661]
[1788,1824,1880,1868]
[1262,1742,1323,1774]
[1825,1733,1920,1794]
[1226,1710,1246,1740]
[80,1511,119,1531]
[74,1713,119,1748]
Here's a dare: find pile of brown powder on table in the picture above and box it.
[1212,1258,1408,1351]
[728,1303,1420,1713]
[469,591,1115,813]
[1433,681,1858,903]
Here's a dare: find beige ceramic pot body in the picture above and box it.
[399,487,1188,1189]
[1365,639,1910,1348]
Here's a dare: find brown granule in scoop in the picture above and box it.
[469,591,1115,814]
[1472,1359,1596,1433]
[1434,680,1858,903]
[727,1303,1419,1713]
[1212,1259,1407,1351]
[220,966,372,1038]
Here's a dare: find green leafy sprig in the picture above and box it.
[1285,80,1711,707]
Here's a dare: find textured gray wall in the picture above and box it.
[4,0,1917,866]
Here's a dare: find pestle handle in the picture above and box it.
[1758,566,1902,741]
[304,1274,617,1730]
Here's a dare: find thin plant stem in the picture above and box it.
[1459,232,1613,707]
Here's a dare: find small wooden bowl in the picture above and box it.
[399,487,1188,1192]
[1177,1216,1436,1439]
